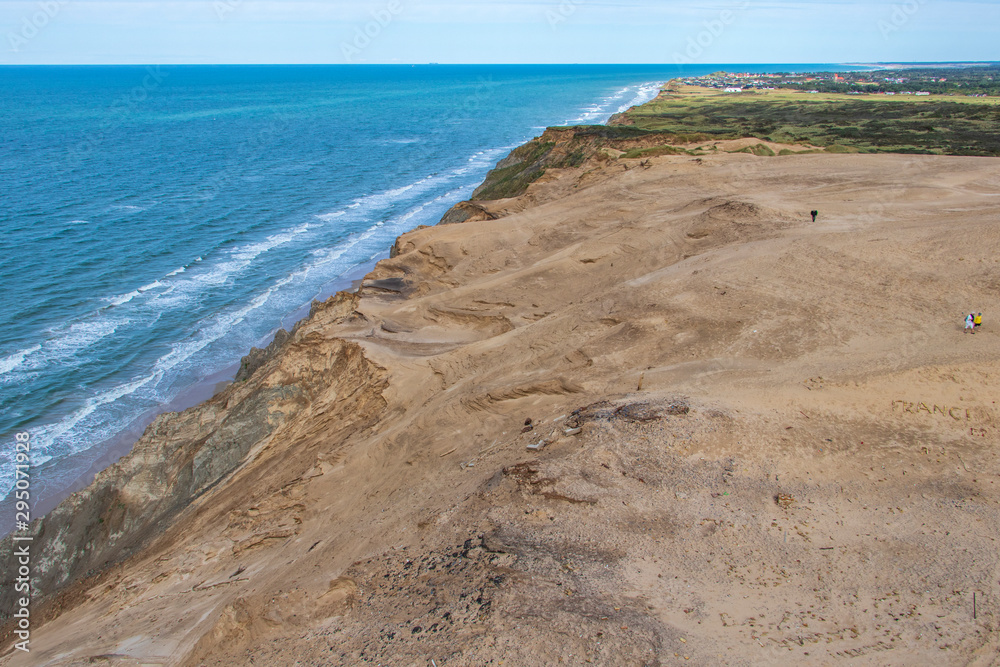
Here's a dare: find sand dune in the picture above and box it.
[3,149,999,665]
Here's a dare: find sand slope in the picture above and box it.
[3,151,999,666]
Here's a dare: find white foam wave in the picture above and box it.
[108,290,140,306]
[2,273,299,494]
[138,280,163,293]
[106,263,189,308]
[187,224,311,288]
[296,183,473,288]
[29,371,159,459]
[230,223,310,261]
[561,81,664,127]
[615,82,663,114]
[348,178,431,212]
[43,318,130,358]
[0,318,130,386]
[301,222,389,277]
[0,345,41,376]
[153,283,280,376]
[314,165,489,227]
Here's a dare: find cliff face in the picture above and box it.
[0,292,386,630]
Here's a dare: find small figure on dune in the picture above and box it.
[974,312,983,329]
[965,313,975,333]
[810,210,818,222]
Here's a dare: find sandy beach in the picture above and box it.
[2,141,998,664]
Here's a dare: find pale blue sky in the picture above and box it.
[2,0,997,65]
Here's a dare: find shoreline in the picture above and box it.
[0,254,383,536]
[3,78,672,534]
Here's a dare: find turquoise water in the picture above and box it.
[0,64,836,512]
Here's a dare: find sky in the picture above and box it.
[1,0,998,65]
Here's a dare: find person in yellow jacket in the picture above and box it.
[974,312,982,329]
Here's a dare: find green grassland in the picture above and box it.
[623,86,1000,156]
[452,81,1000,210]
[468,125,695,200]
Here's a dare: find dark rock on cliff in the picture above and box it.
[236,328,292,382]
[438,200,501,225]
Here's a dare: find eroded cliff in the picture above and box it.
[0,293,387,635]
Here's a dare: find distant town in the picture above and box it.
[679,66,1000,97]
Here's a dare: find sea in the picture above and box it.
[0,64,844,525]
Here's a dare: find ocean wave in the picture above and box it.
[138,280,163,293]
[105,261,192,308]
[109,204,147,214]
[0,344,41,376]
[2,214,319,408]
[616,82,663,114]
[229,223,310,262]
[176,224,311,290]
[313,160,498,226]
[152,282,283,376]
[562,81,663,126]
[301,221,388,275]
[27,370,159,459]
[108,290,141,307]
[315,211,346,222]
[348,177,433,212]
[0,370,159,498]
[0,318,129,384]
[42,318,131,359]
[298,183,476,287]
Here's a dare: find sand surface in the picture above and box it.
[4,149,999,666]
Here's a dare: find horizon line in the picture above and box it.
[2,60,998,68]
